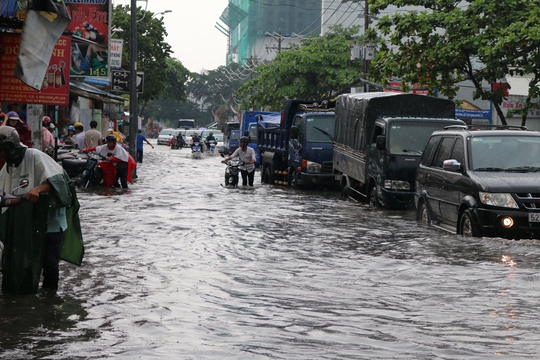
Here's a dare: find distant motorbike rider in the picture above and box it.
[176,133,185,148]
[205,132,216,151]
[83,135,130,189]
[191,133,203,152]
[221,136,256,186]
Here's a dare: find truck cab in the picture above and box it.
[287,111,336,188]
[258,100,336,188]
[240,111,280,166]
[226,129,240,155]
[366,117,466,209]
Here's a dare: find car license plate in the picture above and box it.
[529,213,540,222]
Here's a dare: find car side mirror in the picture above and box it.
[376,135,386,151]
[443,159,462,172]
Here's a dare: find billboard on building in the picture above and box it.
[0,34,71,106]
[65,0,110,78]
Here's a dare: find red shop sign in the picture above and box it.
[0,34,71,106]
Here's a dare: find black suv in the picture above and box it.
[415,125,540,239]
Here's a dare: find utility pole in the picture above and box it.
[363,0,369,93]
[265,32,287,54]
[128,0,138,159]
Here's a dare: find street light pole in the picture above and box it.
[128,0,138,159]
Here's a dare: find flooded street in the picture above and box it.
[2,139,540,359]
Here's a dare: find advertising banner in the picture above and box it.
[0,34,71,106]
[65,0,110,78]
[14,0,72,90]
[109,38,123,70]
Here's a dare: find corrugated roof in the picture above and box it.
[70,81,125,103]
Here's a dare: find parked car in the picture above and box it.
[157,128,181,145]
[415,125,540,239]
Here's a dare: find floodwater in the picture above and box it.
[2,140,540,359]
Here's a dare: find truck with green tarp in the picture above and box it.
[333,92,465,209]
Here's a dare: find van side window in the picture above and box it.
[421,136,441,166]
[433,137,455,168]
[451,138,465,166]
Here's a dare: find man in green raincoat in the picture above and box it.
[0,126,83,294]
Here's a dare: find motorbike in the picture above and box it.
[170,137,185,149]
[206,140,217,155]
[60,150,89,178]
[223,159,243,187]
[77,152,105,188]
[191,141,202,159]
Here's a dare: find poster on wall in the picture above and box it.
[65,0,110,78]
[0,34,71,106]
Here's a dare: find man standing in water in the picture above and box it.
[221,136,257,186]
[0,127,83,294]
[136,129,153,163]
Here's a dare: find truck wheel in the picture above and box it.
[341,184,350,200]
[459,209,482,237]
[262,166,273,184]
[417,202,430,226]
[290,171,301,189]
[368,186,379,208]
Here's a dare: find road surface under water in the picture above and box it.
[2,140,540,359]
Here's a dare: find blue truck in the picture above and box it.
[240,110,280,165]
[258,100,336,188]
[220,122,240,156]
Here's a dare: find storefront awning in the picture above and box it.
[505,75,535,97]
[70,81,125,104]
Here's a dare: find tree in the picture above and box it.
[368,0,540,125]
[111,5,178,117]
[235,25,365,110]
[188,63,249,124]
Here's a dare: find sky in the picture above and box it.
[113,0,229,73]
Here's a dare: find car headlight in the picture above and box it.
[306,161,322,172]
[384,180,411,190]
[479,192,518,208]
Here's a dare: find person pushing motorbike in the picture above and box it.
[83,135,130,190]
[221,136,257,186]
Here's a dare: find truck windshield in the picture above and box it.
[388,121,454,155]
[249,124,258,142]
[305,115,334,143]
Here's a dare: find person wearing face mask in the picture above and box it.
[0,126,83,294]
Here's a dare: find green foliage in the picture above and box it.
[188,63,249,123]
[368,0,540,124]
[112,5,178,115]
[235,25,365,110]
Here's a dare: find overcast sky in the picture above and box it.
[113,0,229,73]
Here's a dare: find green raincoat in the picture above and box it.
[0,148,84,294]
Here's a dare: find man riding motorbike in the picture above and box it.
[176,133,185,148]
[205,132,217,152]
[190,133,203,153]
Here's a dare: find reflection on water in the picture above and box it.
[2,141,540,358]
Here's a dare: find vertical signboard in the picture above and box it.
[109,38,123,70]
[0,34,71,106]
[65,0,110,78]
